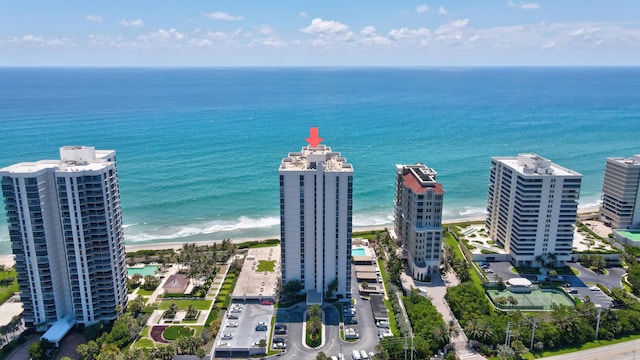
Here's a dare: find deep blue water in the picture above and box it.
[0,67,639,254]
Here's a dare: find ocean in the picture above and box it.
[0,67,639,255]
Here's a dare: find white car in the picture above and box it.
[222,333,233,340]
[218,341,230,347]
[226,321,238,327]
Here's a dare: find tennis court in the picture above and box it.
[487,288,574,310]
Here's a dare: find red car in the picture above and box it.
[262,300,274,305]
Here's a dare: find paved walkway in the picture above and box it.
[407,271,486,360]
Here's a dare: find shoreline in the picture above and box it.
[0,206,601,268]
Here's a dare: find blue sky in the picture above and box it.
[1,1,639,66]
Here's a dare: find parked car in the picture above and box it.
[226,321,238,327]
[274,327,287,334]
[273,337,286,344]
[376,321,390,328]
[274,342,287,349]
[344,317,358,325]
[222,333,233,340]
[228,313,239,319]
[568,289,578,294]
[218,341,230,347]
[256,324,268,331]
[262,299,274,305]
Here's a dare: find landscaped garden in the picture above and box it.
[256,260,276,272]
[158,299,212,311]
[305,304,322,348]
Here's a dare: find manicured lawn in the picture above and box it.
[133,338,154,348]
[377,259,399,336]
[0,269,19,305]
[137,288,155,296]
[256,260,276,272]
[162,326,194,340]
[158,299,212,311]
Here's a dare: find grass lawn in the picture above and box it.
[137,288,155,296]
[163,326,194,340]
[158,299,212,311]
[140,326,150,337]
[256,260,276,272]
[377,259,399,336]
[0,269,19,305]
[133,338,154,348]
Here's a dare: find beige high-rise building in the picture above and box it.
[485,154,582,266]
[0,147,127,343]
[394,163,444,281]
[601,155,640,229]
[279,144,353,302]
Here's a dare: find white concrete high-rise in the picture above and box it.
[600,155,640,229]
[0,146,127,333]
[485,154,582,266]
[394,163,444,281]
[279,145,353,302]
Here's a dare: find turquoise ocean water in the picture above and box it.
[0,67,639,255]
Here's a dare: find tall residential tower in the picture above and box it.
[0,147,127,336]
[394,163,444,281]
[600,155,640,229]
[279,144,353,302]
[485,154,582,266]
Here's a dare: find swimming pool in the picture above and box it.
[352,248,366,256]
[127,265,159,277]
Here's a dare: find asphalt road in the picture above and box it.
[276,266,380,359]
[542,339,640,360]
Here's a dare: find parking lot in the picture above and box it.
[214,301,274,357]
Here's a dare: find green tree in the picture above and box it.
[317,351,330,360]
[282,280,303,300]
[307,304,322,319]
[29,339,53,360]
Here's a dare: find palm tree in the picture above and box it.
[477,321,494,342]
[307,304,322,319]
[307,317,322,337]
[448,320,460,341]
[432,323,450,347]
[465,319,482,340]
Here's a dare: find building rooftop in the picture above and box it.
[493,153,582,177]
[607,155,640,166]
[279,145,353,172]
[163,274,189,290]
[397,163,444,195]
[0,146,115,174]
[232,247,279,300]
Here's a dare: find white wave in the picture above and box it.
[352,213,393,227]
[579,196,602,209]
[125,216,279,243]
[457,207,487,217]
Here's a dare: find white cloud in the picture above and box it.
[262,37,287,47]
[301,18,349,34]
[299,11,308,18]
[542,40,555,49]
[521,2,540,9]
[85,15,102,22]
[388,27,430,41]
[507,1,540,10]
[205,12,243,21]
[148,28,185,40]
[253,25,276,36]
[439,6,448,15]
[416,5,429,14]
[119,19,144,27]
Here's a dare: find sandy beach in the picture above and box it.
[0,206,601,269]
